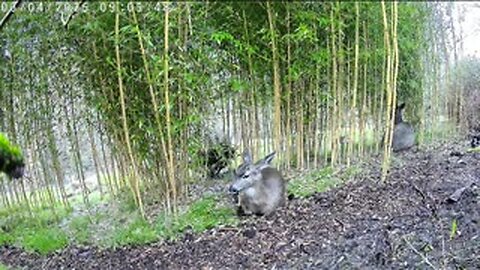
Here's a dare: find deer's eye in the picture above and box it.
[242,174,249,179]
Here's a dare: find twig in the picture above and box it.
[0,0,22,32]
[218,227,239,232]
[412,184,426,200]
[403,236,437,270]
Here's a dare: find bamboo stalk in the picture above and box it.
[115,5,145,217]
[266,1,282,157]
[162,2,177,215]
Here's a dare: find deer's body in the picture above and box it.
[385,103,415,152]
[392,122,415,152]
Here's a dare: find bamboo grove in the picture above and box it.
[0,2,468,216]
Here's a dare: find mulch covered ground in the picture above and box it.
[1,141,479,269]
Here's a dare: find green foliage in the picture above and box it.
[0,263,10,270]
[0,229,14,245]
[342,166,363,180]
[155,195,238,239]
[0,133,24,176]
[0,133,22,160]
[0,191,238,252]
[36,208,71,227]
[288,167,339,198]
[110,218,158,247]
[21,227,68,255]
[450,219,458,240]
[74,195,237,248]
[69,216,92,245]
[0,204,70,234]
[117,184,140,213]
[0,203,71,255]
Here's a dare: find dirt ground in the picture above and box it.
[1,141,479,269]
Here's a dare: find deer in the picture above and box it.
[383,102,415,152]
[228,150,286,216]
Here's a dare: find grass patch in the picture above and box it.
[0,186,237,252]
[108,217,158,247]
[156,195,238,240]
[287,167,341,198]
[69,215,91,245]
[0,203,69,229]
[36,207,71,227]
[21,227,68,255]
[342,165,363,180]
[0,229,14,245]
[0,201,73,254]
[0,263,10,270]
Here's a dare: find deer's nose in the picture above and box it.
[228,185,239,194]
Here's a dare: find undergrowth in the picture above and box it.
[21,227,68,255]
[287,166,361,198]
[0,192,237,254]
[287,167,337,198]
[109,217,158,247]
[0,204,70,255]
[69,215,91,245]
[155,195,237,240]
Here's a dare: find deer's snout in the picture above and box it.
[228,185,239,194]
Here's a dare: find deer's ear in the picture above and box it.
[256,152,276,168]
[242,149,252,164]
[397,102,406,110]
[263,152,276,164]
